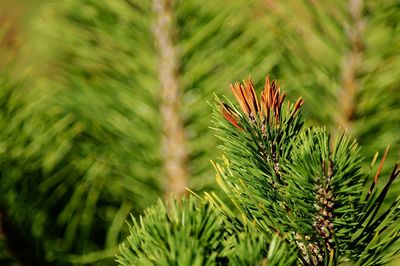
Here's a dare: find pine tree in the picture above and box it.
[1,0,399,265]
[118,76,400,265]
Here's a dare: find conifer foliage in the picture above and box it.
[0,0,399,265]
[117,196,297,266]
[118,76,400,265]
[0,0,279,262]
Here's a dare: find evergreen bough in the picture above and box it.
[1,1,399,264]
[118,76,400,265]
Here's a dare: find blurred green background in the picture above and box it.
[0,0,399,265]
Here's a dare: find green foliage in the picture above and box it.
[256,0,400,177]
[1,1,161,263]
[174,0,280,187]
[284,129,365,248]
[117,196,227,266]
[0,0,399,265]
[118,76,399,265]
[221,228,297,266]
[0,0,282,263]
[117,196,297,266]
[213,77,400,265]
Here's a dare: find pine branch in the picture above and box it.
[214,75,400,265]
[117,74,399,265]
[336,0,365,132]
[0,1,162,263]
[117,196,227,266]
[255,0,400,178]
[153,0,189,198]
[117,196,298,265]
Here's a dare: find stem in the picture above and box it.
[336,0,365,131]
[314,160,335,260]
[153,0,189,198]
